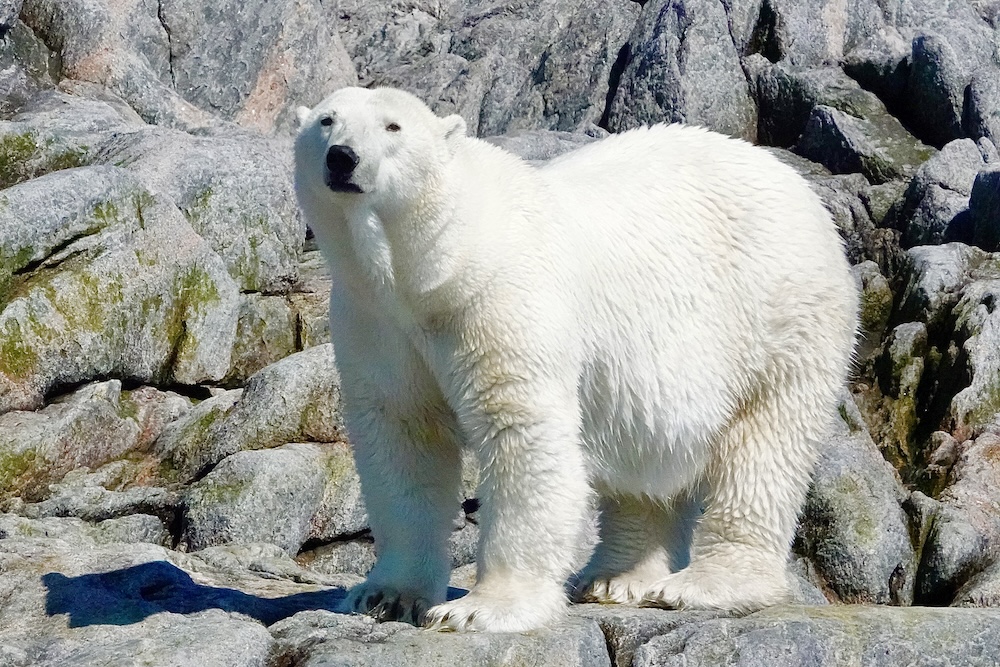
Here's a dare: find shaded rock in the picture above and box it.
[0,381,143,502]
[852,260,892,359]
[287,248,331,350]
[906,33,969,148]
[795,104,933,184]
[0,535,277,667]
[0,167,240,413]
[966,68,1000,145]
[897,243,987,331]
[153,345,344,482]
[94,128,303,293]
[158,0,357,134]
[949,278,1000,436]
[0,18,58,117]
[269,609,612,667]
[969,168,1000,252]
[955,558,1000,607]
[897,139,990,247]
[796,395,915,604]
[632,605,1000,667]
[606,0,756,140]
[182,443,330,554]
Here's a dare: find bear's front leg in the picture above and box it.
[424,381,591,632]
[338,373,464,625]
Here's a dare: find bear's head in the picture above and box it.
[295,87,467,211]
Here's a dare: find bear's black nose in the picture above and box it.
[326,145,359,180]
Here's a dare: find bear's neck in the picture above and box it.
[365,176,469,305]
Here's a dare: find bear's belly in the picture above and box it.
[576,360,720,500]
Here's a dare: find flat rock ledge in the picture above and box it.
[1,525,996,667]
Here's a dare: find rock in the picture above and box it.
[970,168,1000,252]
[606,0,756,140]
[299,539,376,578]
[181,443,330,554]
[15,483,181,525]
[306,440,367,544]
[158,0,357,134]
[269,609,612,667]
[334,0,639,136]
[225,294,297,385]
[287,248,331,350]
[631,605,1000,667]
[0,18,58,117]
[949,278,1000,436]
[955,558,1000,607]
[897,243,987,332]
[94,128,304,293]
[153,345,344,482]
[966,68,1000,145]
[897,139,990,247]
[906,33,969,148]
[0,381,145,502]
[20,0,219,131]
[796,395,915,605]
[852,261,893,359]
[0,512,169,546]
[0,167,240,413]
[577,606,726,667]
[795,105,933,184]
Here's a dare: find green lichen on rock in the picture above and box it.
[0,133,39,188]
[0,319,39,380]
[0,447,39,500]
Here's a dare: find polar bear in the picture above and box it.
[294,87,857,633]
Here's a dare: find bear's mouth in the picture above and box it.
[325,177,364,194]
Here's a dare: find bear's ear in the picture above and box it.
[442,114,467,156]
[295,106,311,126]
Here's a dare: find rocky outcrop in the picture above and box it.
[3,0,1000,664]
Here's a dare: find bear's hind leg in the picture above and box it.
[642,381,829,613]
[572,492,698,604]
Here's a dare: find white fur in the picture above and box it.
[294,87,858,632]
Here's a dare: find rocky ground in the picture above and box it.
[1,0,1000,665]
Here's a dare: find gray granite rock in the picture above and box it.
[852,261,893,360]
[182,443,330,554]
[797,396,915,605]
[606,0,756,140]
[153,345,344,482]
[306,440,367,544]
[0,167,240,413]
[898,139,991,247]
[158,0,357,134]
[970,168,1000,252]
[93,128,304,293]
[225,294,298,385]
[0,18,58,117]
[631,605,1000,667]
[269,609,612,667]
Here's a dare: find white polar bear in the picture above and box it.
[294,87,857,633]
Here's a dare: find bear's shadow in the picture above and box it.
[43,561,470,628]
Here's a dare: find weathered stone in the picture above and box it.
[631,605,1000,667]
[485,129,602,163]
[949,280,1000,436]
[299,539,376,578]
[306,441,367,544]
[969,168,1000,252]
[795,104,933,184]
[966,68,1000,145]
[906,33,969,148]
[225,294,297,385]
[797,395,915,605]
[897,243,987,331]
[269,609,612,667]
[94,128,304,293]
[334,0,639,136]
[897,139,990,247]
[852,260,892,359]
[0,167,240,413]
[158,0,357,134]
[154,346,344,482]
[606,0,756,140]
[0,18,59,117]
[182,443,330,554]
[287,248,332,350]
[0,512,169,546]
[0,381,143,502]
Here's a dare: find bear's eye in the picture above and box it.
[320,116,333,127]
[386,122,401,133]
